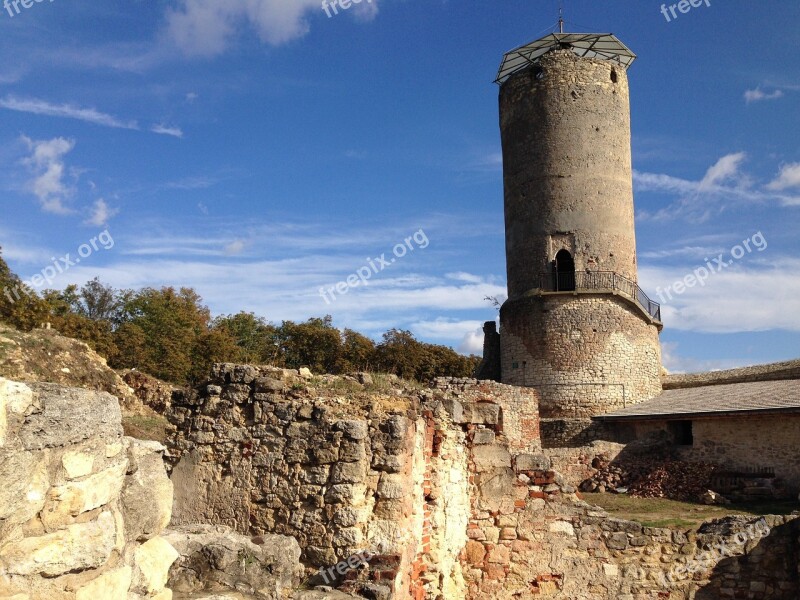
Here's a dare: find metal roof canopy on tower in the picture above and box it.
[495,33,636,84]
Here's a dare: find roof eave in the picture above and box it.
[594,406,800,422]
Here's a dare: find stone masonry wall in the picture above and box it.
[501,294,662,419]
[166,368,542,599]
[166,366,800,600]
[679,415,800,495]
[0,378,176,600]
[166,364,421,599]
[663,359,800,389]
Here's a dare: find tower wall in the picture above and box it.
[497,46,661,418]
[500,50,637,299]
[500,295,662,418]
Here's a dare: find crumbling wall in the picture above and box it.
[456,436,800,599]
[166,364,421,599]
[0,378,176,600]
[166,367,800,600]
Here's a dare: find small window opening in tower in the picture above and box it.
[554,249,576,291]
[610,68,618,83]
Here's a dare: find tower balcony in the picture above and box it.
[533,270,662,326]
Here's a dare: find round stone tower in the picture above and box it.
[494,34,663,426]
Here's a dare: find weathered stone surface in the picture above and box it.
[164,524,303,599]
[0,510,116,576]
[0,379,34,447]
[122,439,174,542]
[132,536,180,595]
[472,445,511,472]
[61,450,95,479]
[19,384,123,451]
[462,403,501,425]
[516,453,550,471]
[75,565,133,600]
[41,459,127,530]
[0,378,177,599]
[0,450,48,530]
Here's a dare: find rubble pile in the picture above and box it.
[580,458,717,501]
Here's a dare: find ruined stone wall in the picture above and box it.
[166,366,800,599]
[500,294,662,419]
[0,378,176,600]
[474,321,501,382]
[165,369,541,599]
[422,380,800,599]
[663,359,800,389]
[166,364,421,599]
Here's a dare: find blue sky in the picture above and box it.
[0,0,798,373]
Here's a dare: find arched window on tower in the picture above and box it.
[554,249,576,291]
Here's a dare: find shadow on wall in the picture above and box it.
[695,517,799,599]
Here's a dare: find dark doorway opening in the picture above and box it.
[668,420,694,446]
[554,249,576,291]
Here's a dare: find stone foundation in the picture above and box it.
[500,294,662,418]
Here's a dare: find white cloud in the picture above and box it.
[458,329,485,355]
[766,163,800,191]
[744,88,784,104]
[410,318,485,341]
[20,136,76,215]
[165,0,381,57]
[446,272,484,284]
[635,152,800,221]
[699,152,747,189]
[639,256,800,333]
[1,96,138,130]
[152,124,184,138]
[85,199,119,227]
[224,239,246,255]
[163,176,218,190]
[660,342,752,375]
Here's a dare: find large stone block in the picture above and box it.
[164,524,302,597]
[17,384,123,450]
[0,450,48,530]
[472,445,511,472]
[0,510,117,577]
[122,438,174,542]
[462,403,501,426]
[41,459,128,530]
[132,537,180,596]
[0,379,34,447]
[75,566,132,600]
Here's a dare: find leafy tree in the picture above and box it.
[0,249,49,331]
[278,316,342,374]
[111,287,214,383]
[374,329,424,379]
[211,312,280,365]
[74,278,130,325]
[337,328,376,373]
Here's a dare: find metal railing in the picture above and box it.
[537,271,661,322]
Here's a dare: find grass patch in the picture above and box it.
[583,493,798,530]
[122,413,168,443]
